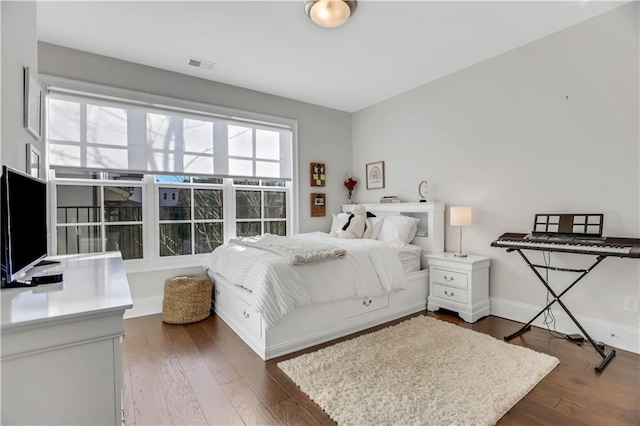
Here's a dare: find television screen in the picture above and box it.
[1,165,48,286]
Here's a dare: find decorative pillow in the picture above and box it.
[376,215,420,244]
[367,217,385,240]
[330,213,350,234]
[342,211,377,231]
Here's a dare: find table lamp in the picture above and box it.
[450,207,472,257]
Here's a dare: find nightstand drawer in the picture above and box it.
[431,268,468,289]
[431,283,467,304]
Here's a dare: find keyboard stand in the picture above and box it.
[503,248,616,373]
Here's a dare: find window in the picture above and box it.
[234,179,288,237]
[52,172,291,263]
[55,177,144,260]
[46,82,296,268]
[156,175,225,256]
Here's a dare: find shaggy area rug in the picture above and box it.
[278,316,559,425]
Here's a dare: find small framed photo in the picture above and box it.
[314,195,325,206]
[366,161,385,189]
[27,143,41,179]
[23,66,43,141]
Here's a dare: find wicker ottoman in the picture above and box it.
[162,275,212,324]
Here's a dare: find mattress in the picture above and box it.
[396,243,422,274]
[204,232,411,327]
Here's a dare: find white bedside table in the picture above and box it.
[425,253,491,323]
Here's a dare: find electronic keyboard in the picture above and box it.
[491,232,640,258]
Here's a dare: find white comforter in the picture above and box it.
[204,232,406,328]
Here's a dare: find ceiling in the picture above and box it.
[37,1,626,113]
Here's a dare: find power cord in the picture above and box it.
[541,251,565,340]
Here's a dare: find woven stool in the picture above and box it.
[162,275,212,324]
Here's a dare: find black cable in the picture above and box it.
[541,251,566,340]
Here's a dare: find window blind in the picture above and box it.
[47,91,293,180]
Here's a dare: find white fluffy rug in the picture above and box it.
[278,316,559,426]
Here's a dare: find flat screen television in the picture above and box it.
[1,165,48,287]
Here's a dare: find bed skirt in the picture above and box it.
[209,269,430,360]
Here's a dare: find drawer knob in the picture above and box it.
[444,275,454,282]
[243,310,250,319]
[363,299,372,307]
[444,290,455,297]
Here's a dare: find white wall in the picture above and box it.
[352,3,640,352]
[1,2,40,172]
[37,42,353,317]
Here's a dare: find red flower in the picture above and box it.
[344,177,357,189]
[344,176,357,201]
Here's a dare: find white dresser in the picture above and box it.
[426,252,491,323]
[1,252,133,425]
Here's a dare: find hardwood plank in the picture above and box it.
[185,322,242,385]
[270,397,322,425]
[122,354,136,426]
[123,313,640,426]
[148,340,208,425]
[125,339,173,425]
[164,322,207,372]
[265,361,335,425]
[221,378,282,425]
[185,365,245,425]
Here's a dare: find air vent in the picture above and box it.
[187,57,215,70]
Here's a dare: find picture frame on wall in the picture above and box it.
[26,143,41,179]
[366,161,385,189]
[23,66,43,141]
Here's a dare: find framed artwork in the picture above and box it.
[311,193,326,217]
[27,143,41,178]
[366,161,385,189]
[23,66,43,141]
[310,162,326,187]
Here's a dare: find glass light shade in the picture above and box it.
[450,207,472,227]
[309,0,351,28]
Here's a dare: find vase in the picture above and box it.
[347,189,356,204]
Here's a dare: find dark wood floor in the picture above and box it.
[122,311,640,425]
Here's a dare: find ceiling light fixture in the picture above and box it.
[304,0,357,28]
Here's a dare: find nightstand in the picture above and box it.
[425,253,491,323]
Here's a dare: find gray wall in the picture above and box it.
[352,3,639,351]
[1,2,40,173]
[37,42,353,317]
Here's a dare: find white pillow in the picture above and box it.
[330,213,350,234]
[376,215,420,244]
[367,217,385,240]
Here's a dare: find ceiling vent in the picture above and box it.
[187,57,215,70]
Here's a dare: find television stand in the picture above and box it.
[36,259,61,266]
[1,252,132,425]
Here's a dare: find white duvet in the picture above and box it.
[204,232,406,328]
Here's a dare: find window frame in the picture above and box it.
[43,75,299,273]
[50,172,293,273]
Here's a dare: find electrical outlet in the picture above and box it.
[624,296,639,313]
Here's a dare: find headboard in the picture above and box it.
[341,202,445,255]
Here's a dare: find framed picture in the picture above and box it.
[23,66,43,141]
[26,143,41,179]
[366,161,385,189]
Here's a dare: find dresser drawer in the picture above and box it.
[212,282,228,311]
[431,268,468,289]
[232,297,262,338]
[343,294,389,319]
[431,283,467,304]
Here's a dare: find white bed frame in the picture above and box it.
[211,202,445,360]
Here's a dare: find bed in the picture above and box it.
[205,202,445,360]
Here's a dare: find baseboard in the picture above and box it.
[124,296,162,319]
[490,297,640,354]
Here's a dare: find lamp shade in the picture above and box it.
[304,0,357,28]
[450,207,472,227]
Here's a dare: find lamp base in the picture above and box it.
[454,252,468,257]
